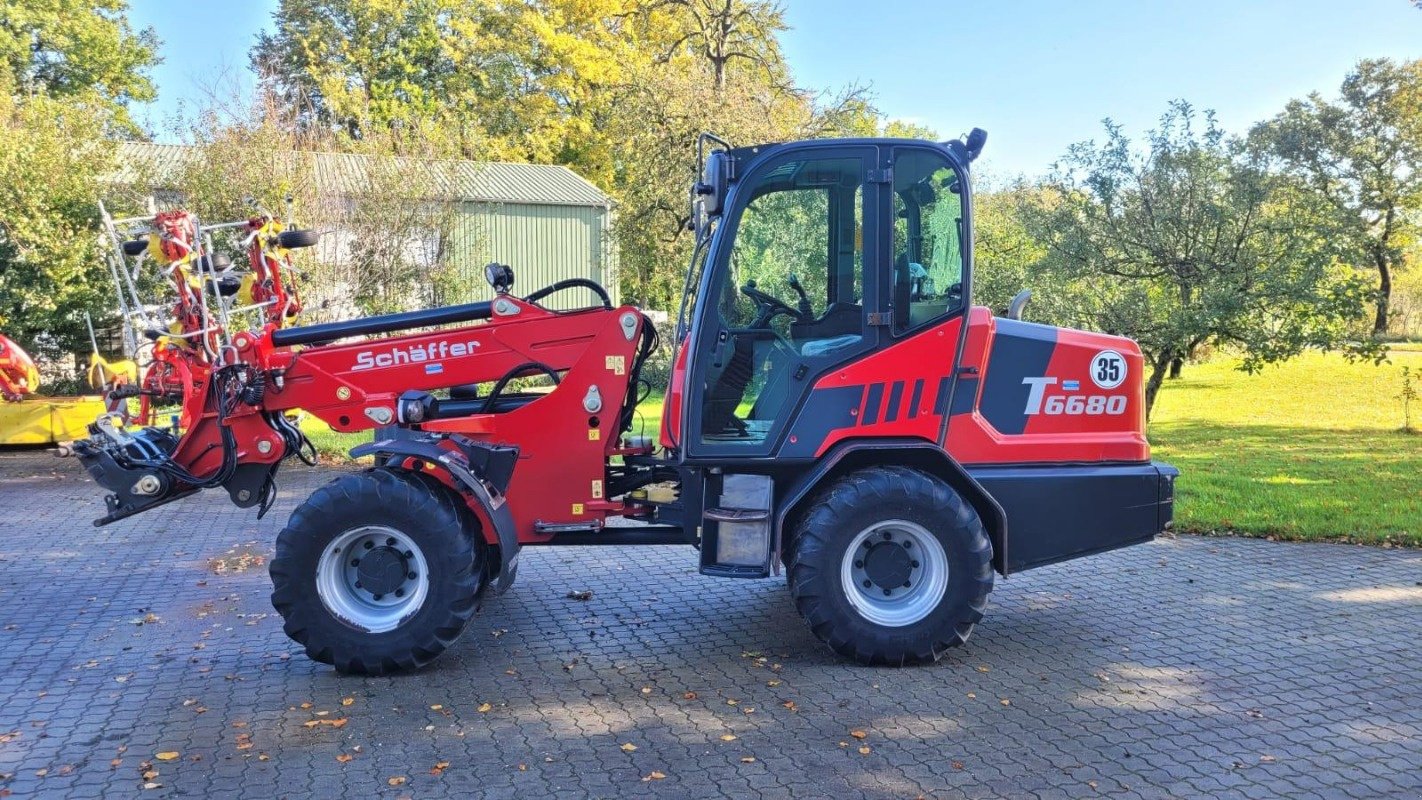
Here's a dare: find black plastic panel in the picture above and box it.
[969,462,1176,572]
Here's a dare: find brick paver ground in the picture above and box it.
[0,449,1418,799]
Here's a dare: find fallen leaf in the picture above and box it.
[976,665,990,673]
[34,769,47,777]
[719,734,737,742]
[1260,755,1276,763]
[258,754,270,762]
[642,771,667,781]
[142,769,158,780]
[858,746,871,755]
[640,686,652,694]
[300,702,312,709]
[850,730,868,739]
[726,699,738,706]
[388,776,408,786]
[155,752,179,761]
[517,764,528,771]
[431,761,450,776]
[430,704,443,711]
[478,702,492,713]
[952,761,964,770]
[336,754,353,764]
[621,743,638,752]
[143,782,162,790]
[740,756,756,763]
[566,590,593,601]
[1087,780,1099,790]
[682,691,698,700]
[782,701,797,711]
[342,698,354,707]
[767,680,781,687]
[999,699,1011,707]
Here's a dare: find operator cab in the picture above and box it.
[674,135,977,457]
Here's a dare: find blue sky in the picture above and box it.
[130,0,1422,176]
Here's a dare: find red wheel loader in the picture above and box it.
[69,131,1177,673]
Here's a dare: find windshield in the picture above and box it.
[675,218,717,339]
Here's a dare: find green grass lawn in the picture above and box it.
[299,346,1421,546]
[1152,346,1422,546]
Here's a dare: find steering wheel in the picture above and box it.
[740,281,804,326]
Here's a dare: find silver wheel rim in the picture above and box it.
[316,525,430,633]
[840,520,949,627]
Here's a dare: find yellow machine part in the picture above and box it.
[0,396,106,445]
[87,354,139,392]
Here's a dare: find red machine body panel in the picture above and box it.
[792,306,1150,464]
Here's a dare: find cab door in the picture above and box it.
[683,145,882,460]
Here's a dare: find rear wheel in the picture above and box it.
[786,465,993,665]
[270,468,484,674]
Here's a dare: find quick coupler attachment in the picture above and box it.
[65,415,196,526]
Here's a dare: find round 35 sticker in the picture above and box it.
[1090,350,1126,390]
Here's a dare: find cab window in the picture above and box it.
[892,150,965,333]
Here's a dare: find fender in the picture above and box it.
[350,434,521,594]
[775,437,1011,575]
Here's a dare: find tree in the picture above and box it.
[1251,58,1422,336]
[0,89,121,372]
[0,0,159,129]
[249,0,883,312]
[639,0,788,90]
[1027,102,1379,416]
[0,1,158,375]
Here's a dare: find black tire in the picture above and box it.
[786,465,993,665]
[201,253,232,271]
[270,467,484,674]
[278,228,320,249]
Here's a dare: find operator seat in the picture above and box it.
[790,302,860,342]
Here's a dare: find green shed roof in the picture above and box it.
[113,142,612,208]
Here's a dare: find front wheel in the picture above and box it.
[786,466,994,665]
[270,468,484,674]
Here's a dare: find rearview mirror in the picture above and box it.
[965,128,988,162]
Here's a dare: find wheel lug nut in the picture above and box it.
[350,559,360,567]
[354,581,362,589]
[882,588,892,596]
[882,531,892,540]
[386,537,396,546]
[903,581,911,588]
[854,560,864,569]
[862,579,872,588]
[395,589,405,598]
[911,560,919,568]
[403,550,414,559]
[363,541,374,550]
[408,571,418,580]
[903,540,912,548]
[372,593,383,600]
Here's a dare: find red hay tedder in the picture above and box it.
[69,132,1177,674]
